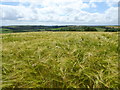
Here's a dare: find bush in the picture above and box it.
[84,27,97,31]
[105,29,118,32]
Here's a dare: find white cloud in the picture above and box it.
[90,3,97,8]
[1,0,119,2]
[0,5,36,21]
[1,5,19,20]
[0,0,119,25]
[0,0,18,2]
[105,7,118,23]
[90,0,119,2]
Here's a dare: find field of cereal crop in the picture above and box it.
[2,32,119,88]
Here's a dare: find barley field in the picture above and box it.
[2,32,119,88]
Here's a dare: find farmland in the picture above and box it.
[2,32,119,88]
[1,25,119,33]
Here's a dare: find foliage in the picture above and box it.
[105,28,119,32]
[1,25,119,33]
[83,26,97,31]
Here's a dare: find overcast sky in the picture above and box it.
[0,0,119,26]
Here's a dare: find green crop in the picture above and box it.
[1,32,119,88]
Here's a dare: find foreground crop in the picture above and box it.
[2,32,119,88]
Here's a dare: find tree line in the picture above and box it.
[1,25,119,33]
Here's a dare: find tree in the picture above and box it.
[84,27,97,31]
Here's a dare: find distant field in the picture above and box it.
[2,32,119,88]
[1,25,119,33]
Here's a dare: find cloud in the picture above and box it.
[90,3,97,8]
[1,5,36,21]
[105,7,118,23]
[0,0,119,25]
[0,0,18,2]
[1,5,20,20]
[90,0,119,2]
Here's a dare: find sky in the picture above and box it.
[0,0,119,26]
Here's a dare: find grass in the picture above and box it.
[2,32,119,88]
